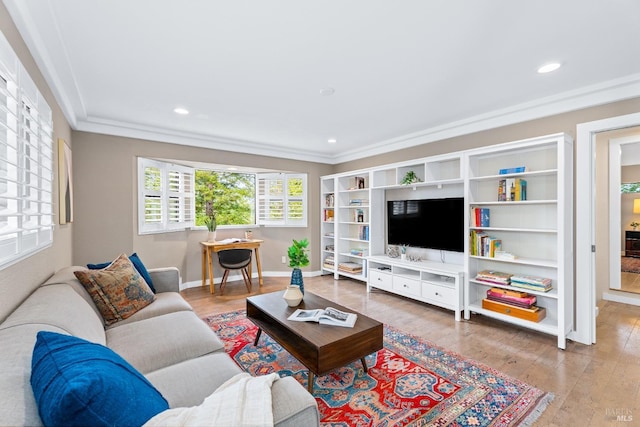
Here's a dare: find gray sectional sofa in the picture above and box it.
[0,265,319,426]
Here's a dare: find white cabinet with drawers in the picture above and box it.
[367,255,464,321]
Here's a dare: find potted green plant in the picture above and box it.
[632,221,639,231]
[400,244,407,260]
[401,171,421,185]
[204,203,217,242]
[287,238,310,295]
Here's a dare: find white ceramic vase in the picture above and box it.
[207,231,216,242]
[283,285,303,307]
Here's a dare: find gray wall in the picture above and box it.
[0,2,73,322]
[71,131,333,283]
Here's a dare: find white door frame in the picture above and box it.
[609,135,640,290]
[576,112,640,345]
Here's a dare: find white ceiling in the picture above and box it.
[4,1,640,164]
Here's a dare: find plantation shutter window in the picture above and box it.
[257,173,307,227]
[0,31,53,270]
[138,158,195,234]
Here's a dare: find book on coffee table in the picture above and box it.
[288,307,357,328]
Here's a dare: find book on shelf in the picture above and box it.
[354,208,365,222]
[498,166,527,175]
[471,207,490,227]
[510,274,553,292]
[325,193,334,207]
[475,269,512,285]
[323,255,335,269]
[338,262,362,273]
[498,178,527,201]
[349,199,368,206]
[486,288,536,309]
[287,307,357,328]
[470,230,501,257]
[358,225,369,241]
[494,251,517,260]
[350,247,368,257]
[324,209,334,222]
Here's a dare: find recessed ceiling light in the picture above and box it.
[174,107,189,115]
[320,87,335,96]
[328,138,337,144]
[537,62,561,74]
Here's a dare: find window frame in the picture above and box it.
[257,173,307,227]
[138,160,308,233]
[137,157,194,235]
[0,32,53,270]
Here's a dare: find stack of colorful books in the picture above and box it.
[482,287,546,322]
[323,255,335,269]
[475,270,512,285]
[510,274,553,292]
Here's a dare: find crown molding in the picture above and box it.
[76,116,338,164]
[332,73,640,164]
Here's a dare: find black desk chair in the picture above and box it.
[217,249,252,294]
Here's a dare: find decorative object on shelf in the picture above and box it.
[387,246,400,258]
[204,202,217,242]
[631,221,639,231]
[287,238,310,295]
[407,254,422,262]
[400,244,407,261]
[401,171,421,185]
[282,285,303,307]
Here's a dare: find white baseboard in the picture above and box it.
[181,269,323,290]
[602,290,640,307]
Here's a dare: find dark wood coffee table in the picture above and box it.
[246,291,383,392]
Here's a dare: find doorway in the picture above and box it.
[576,112,640,345]
[608,134,640,295]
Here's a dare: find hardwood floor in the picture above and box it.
[621,271,640,294]
[182,275,640,426]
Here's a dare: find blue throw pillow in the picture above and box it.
[88,253,156,293]
[30,331,169,427]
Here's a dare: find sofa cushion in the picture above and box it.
[106,311,224,374]
[0,324,68,427]
[88,253,156,293]
[105,292,193,329]
[145,353,243,408]
[0,284,106,345]
[74,254,155,326]
[30,331,169,427]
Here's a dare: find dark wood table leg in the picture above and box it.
[253,328,262,346]
[361,357,368,373]
[307,371,314,393]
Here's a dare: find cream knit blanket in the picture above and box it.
[144,373,279,427]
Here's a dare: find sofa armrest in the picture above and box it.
[148,267,181,293]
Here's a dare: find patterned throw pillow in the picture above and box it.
[74,254,156,326]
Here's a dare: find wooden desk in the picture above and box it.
[200,239,264,294]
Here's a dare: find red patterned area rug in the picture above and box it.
[203,310,552,427]
[621,256,640,273]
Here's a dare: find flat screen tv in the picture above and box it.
[387,197,464,252]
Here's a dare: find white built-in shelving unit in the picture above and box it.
[464,133,573,349]
[320,133,573,348]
